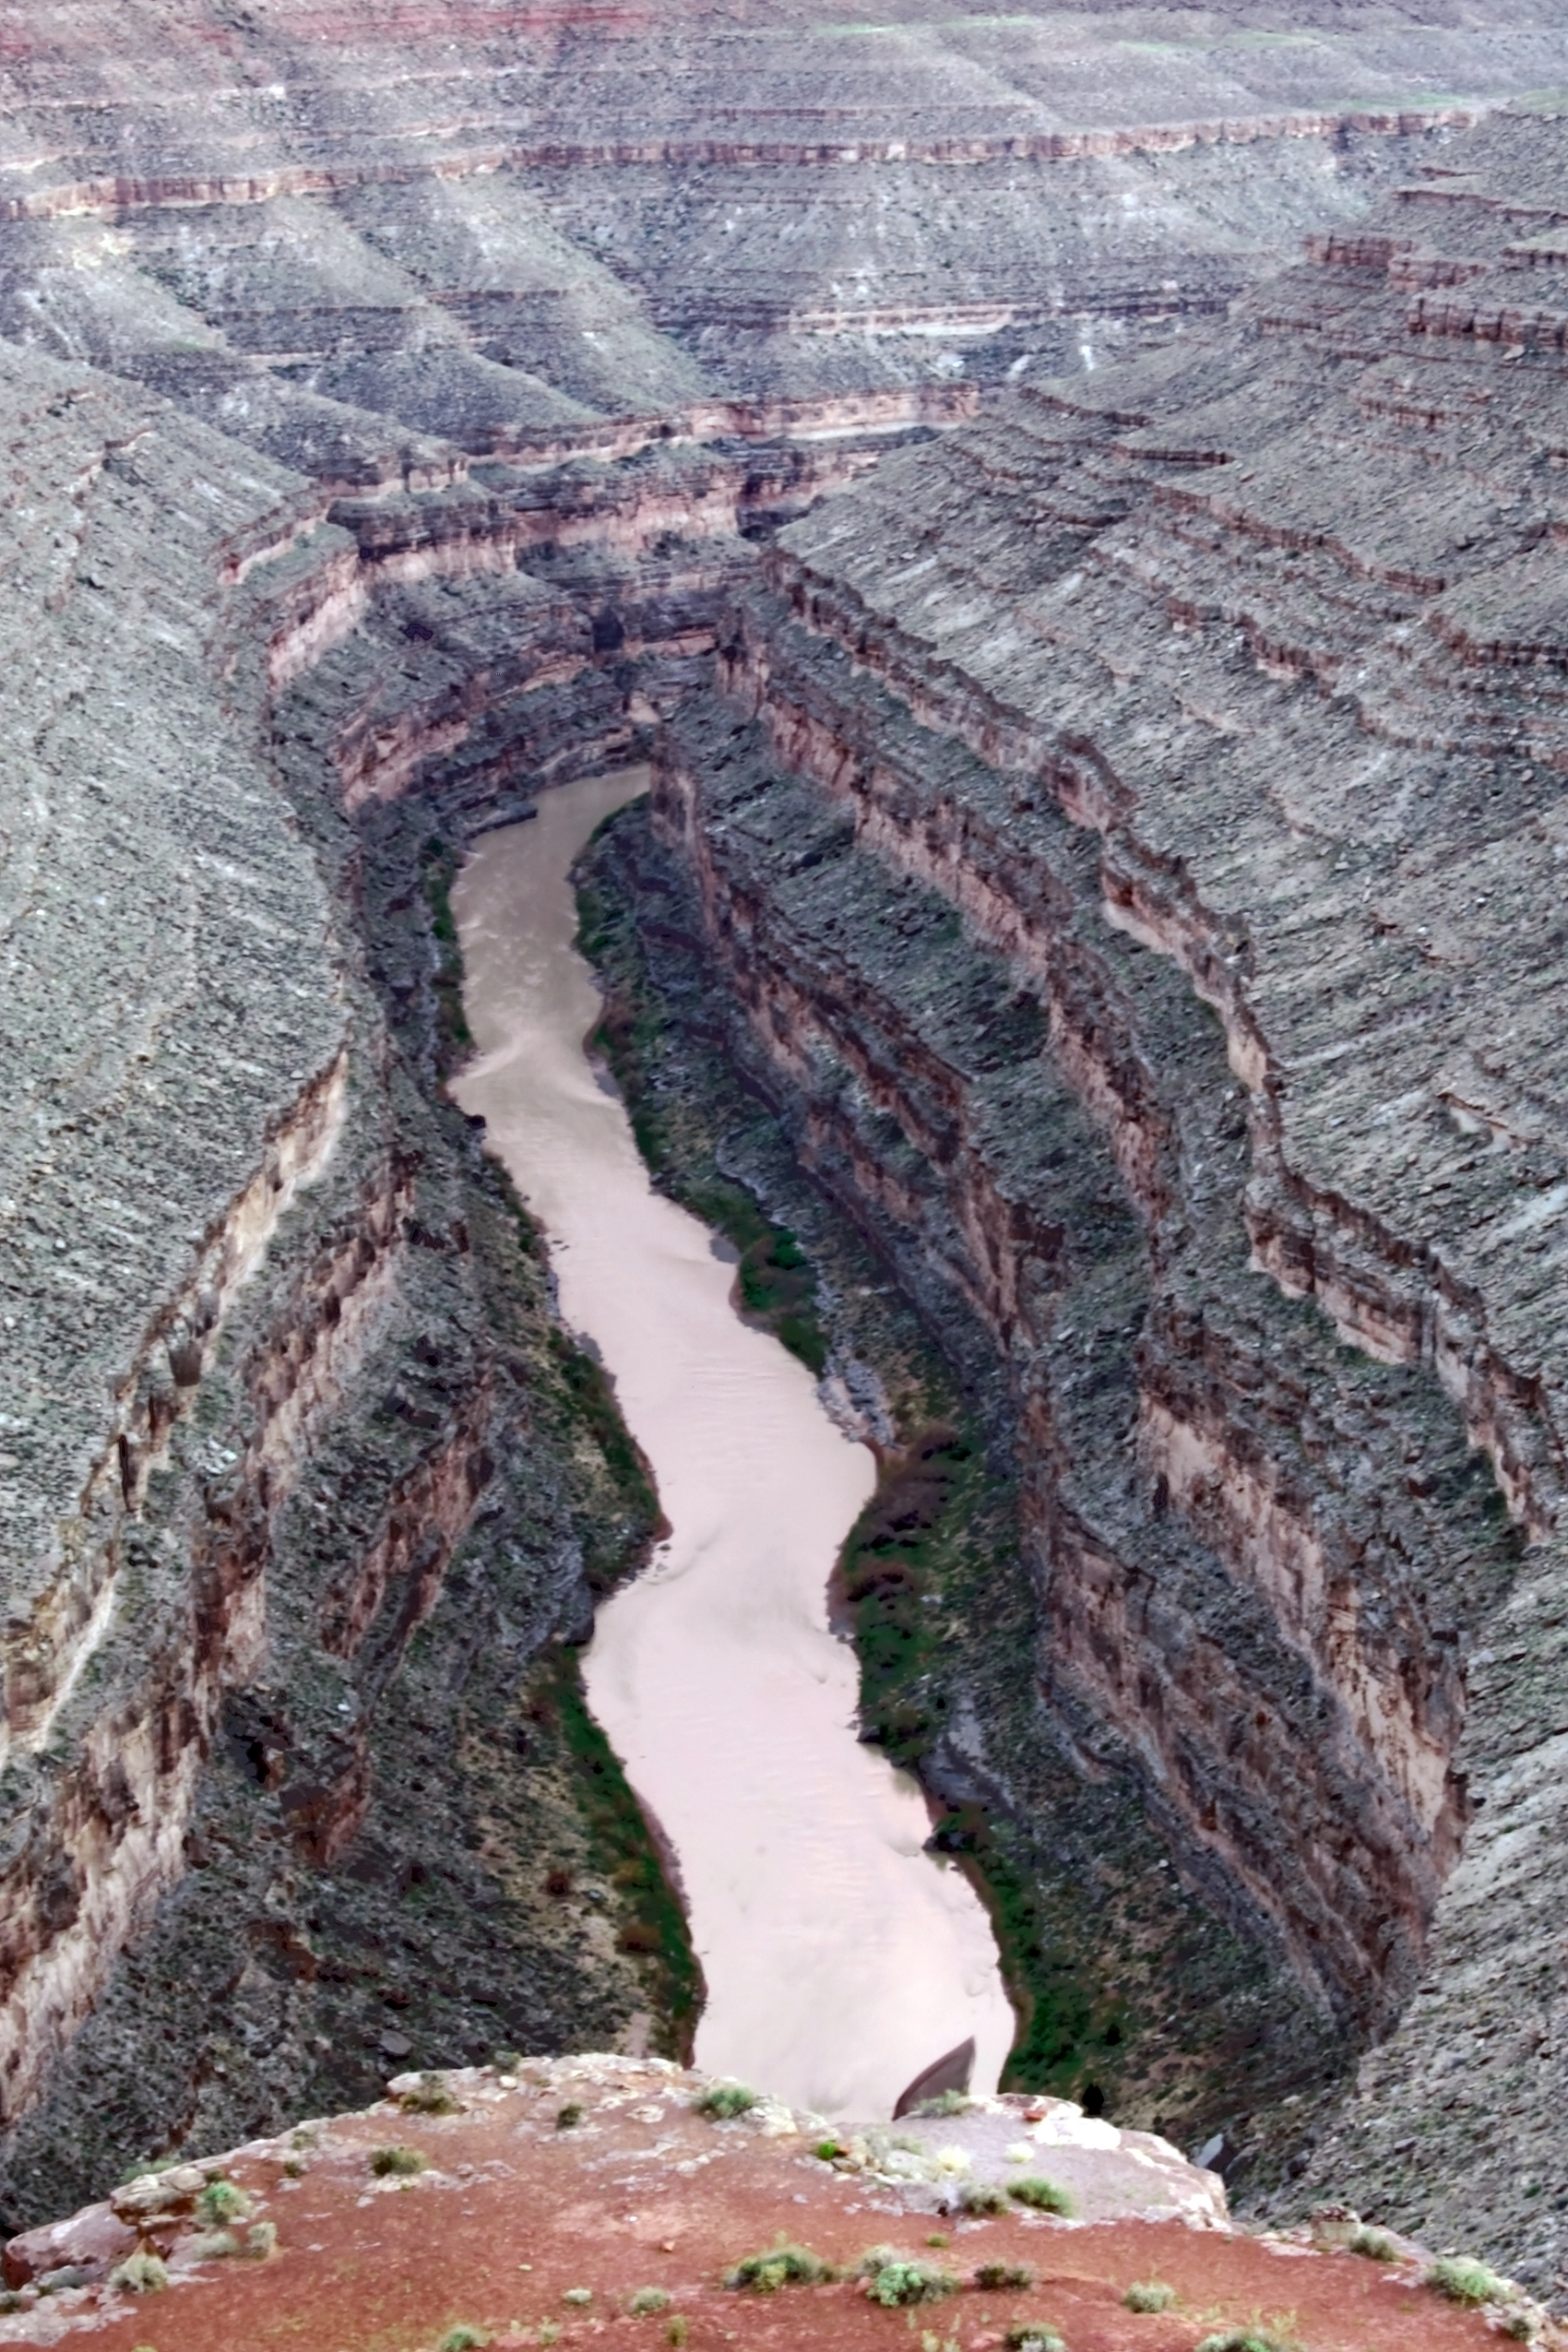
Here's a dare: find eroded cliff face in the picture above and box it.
[4,0,1567,2291]
[637,105,1568,2286]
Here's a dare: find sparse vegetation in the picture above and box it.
[1425,2254,1509,2305]
[1008,2177,1074,2216]
[247,2221,279,2258]
[694,2081,757,2120]
[814,2138,843,2161]
[1123,2280,1176,2311]
[401,2073,460,2116]
[371,2144,429,2177]
[1004,2328,1065,2352]
[556,2103,585,2131]
[438,2329,492,2352]
[666,2322,688,2349]
[627,2287,671,2315]
[727,2243,835,2291]
[960,2180,1008,2215]
[1347,2225,1396,2262]
[108,2252,169,2294]
[563,2287,593,2307]
[976,2262,1036,2290]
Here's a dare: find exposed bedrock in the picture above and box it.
[640,104,1568,2284]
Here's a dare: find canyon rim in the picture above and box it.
[2,0,1568,2332]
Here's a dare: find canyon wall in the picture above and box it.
[3,0,1568,2285]
[640,102,1568,2288]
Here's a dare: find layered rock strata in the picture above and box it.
[639,103,1568,2286]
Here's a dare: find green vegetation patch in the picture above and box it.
[541,1648,703,2052]
[421,834,473,1067]
[1425,2254,1509,2305]
[727,2244,835,2291]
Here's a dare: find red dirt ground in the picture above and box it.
[0,2059,1544,2352]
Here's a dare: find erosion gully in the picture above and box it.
[450,769,1013,2120]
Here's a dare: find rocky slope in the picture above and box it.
[636,101,1568,2290]
[0,2056,1547,2352]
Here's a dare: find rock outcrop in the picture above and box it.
[0,2056,1544,2352]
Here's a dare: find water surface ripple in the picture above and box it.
[451,771,1013,2119]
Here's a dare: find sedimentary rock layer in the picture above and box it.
[645,103,1568,2287]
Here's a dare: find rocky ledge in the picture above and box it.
[0,2056,1550,2352]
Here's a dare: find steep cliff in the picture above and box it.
[633,102,1568,2287]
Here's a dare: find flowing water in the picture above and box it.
[450,770,1014,2120]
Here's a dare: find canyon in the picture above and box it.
[1,0,1567,2328]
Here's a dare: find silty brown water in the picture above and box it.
[450,770,1014,2119]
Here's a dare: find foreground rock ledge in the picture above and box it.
[0,2057,1543,2350]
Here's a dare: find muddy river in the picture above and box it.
[451,771,1013,2120]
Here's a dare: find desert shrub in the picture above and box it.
[1124,2280,1176,2311]
[556,2103,585,2131]
[438,2330,492,2351]
[400,2073,459,2116]
[813,2138,843,2161]
[1426,2255,1508,2305]
[371,2144,428,2178]
[960,2180,1008,2215]
[1004,2328,1065,2352]
[727,2244,834,2291]
[1348,2226,1396,2262]
[694,2082,757,2120]
[1008,2177,1074,2216]
[562,2287,593,2307]
[627,2287,671,2315]
[1194,2332,1294,2352]
[187,2228,241,2261]
[975,2262,1035,2290]
[247,2222,279,2259]
[861,2258,959,2308]
[666,2322,688,2349]
[914,2089,973,2118]
[109,2253,168,2294]
[196,2178,251,2226]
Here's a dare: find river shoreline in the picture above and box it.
[451,773,1014,2120]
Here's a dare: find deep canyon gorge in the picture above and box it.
[3,0,1568,2331]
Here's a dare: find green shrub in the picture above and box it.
[694,2082,757,2120]
[861,2258,959,2308]
[109,2253,169,2294]
[400,2073,459,2116]
[1194,2333,1294,2352]
[556,2103,585,2131]
[960,2180,1008,2215]
[196,2178,251,2226]
[1426,2255,1508,2305]
[1124,2281,1176,2312]
[627,2287,671,2315]
[439,2330,492,2352]
[914,2089,973,2118]
[371,2144,428,2178]
[727,2244,834,2291]
[666,2322,688,2349]
[1348,2226,1396,2262]
[975,2262,1035,2290]
[813,2138,842,2161]
[1008,2178,1075,2216]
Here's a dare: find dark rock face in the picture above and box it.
[1,0,1566,2289]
